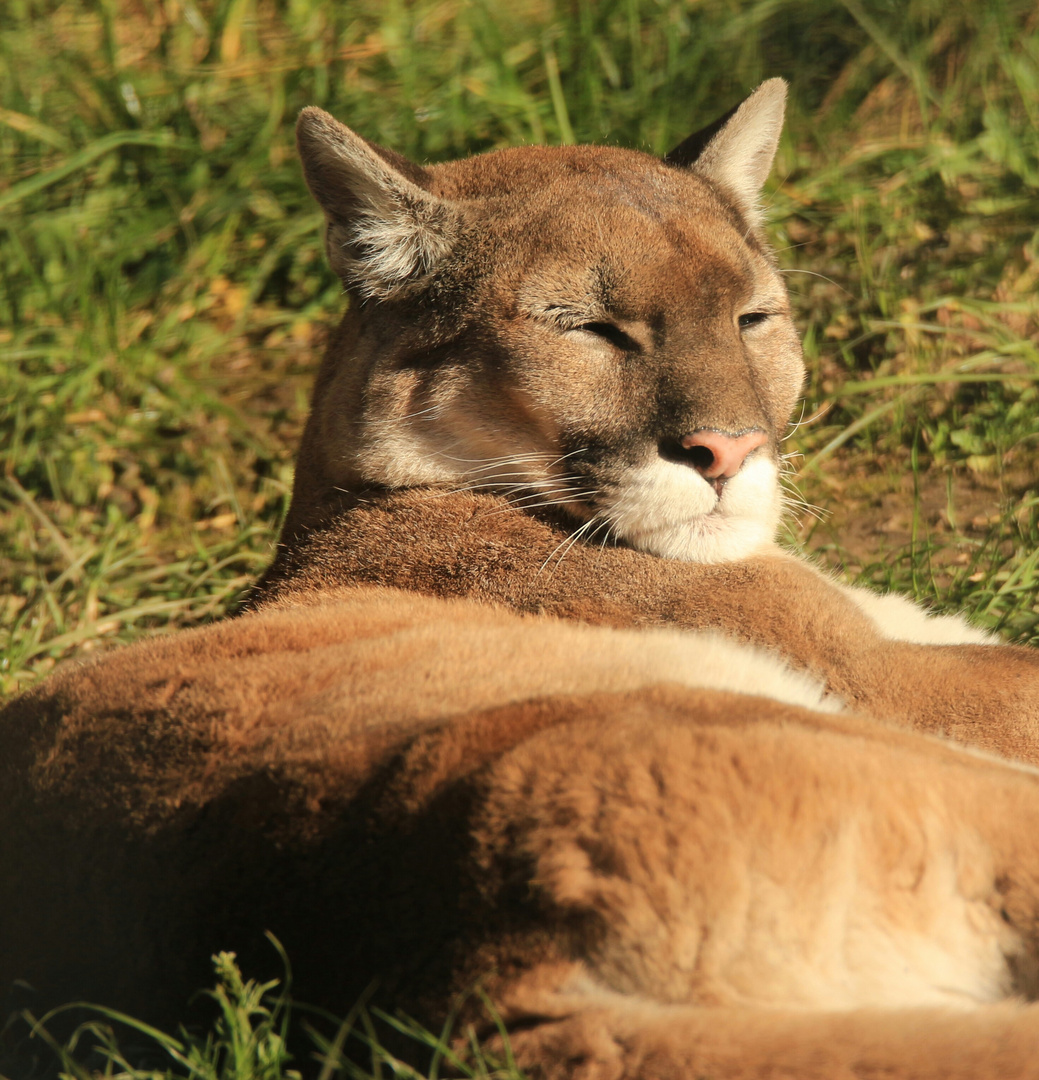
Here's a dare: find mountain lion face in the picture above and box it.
[294,80,803,562]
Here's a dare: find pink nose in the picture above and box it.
[679,429,768,480]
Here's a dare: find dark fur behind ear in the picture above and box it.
[663,101,742,169]
[664,79,786,228]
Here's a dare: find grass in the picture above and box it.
[2,943,523,1080]
[2,0,1038,696]
[7,949,302,1079]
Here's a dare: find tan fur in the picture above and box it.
[4,81,1039,1076]
[263,81,1039,760]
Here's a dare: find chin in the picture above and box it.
[629,512,779,563]
[597,455,782,564]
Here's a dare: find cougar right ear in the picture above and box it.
[296,108,460,300]
[664,78,787,229]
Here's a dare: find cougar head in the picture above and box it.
[291,79,803,563]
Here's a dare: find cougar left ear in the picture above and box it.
[664,78,787,228]
[296,107,460,300]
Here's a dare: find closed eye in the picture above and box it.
[576,322,640,351]
[738,312,771,330]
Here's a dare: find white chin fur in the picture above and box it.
[601,456,781,563]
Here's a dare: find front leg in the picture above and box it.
[831,638,1039,762]
[547,543,1039,763]
[565,547,1039,764]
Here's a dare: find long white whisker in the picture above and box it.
[481,490,584,511]
[498,491,584,510]
[553,513,614,568]
[434,447,587,469]
[364,404,443,428]
[420,483,527,500]
[537,517,599,576]
[778,472,827,522]
[473,477,582,498]
[580,514,617,556]
[777,267,853,296]
[483,489,598,519]
[445,453,559,469]
[423,473,564,496]
[422,477,590,507]
[782,401,831,442]
[597,522,618,554]
[462,469,556,483]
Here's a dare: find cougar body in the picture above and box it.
[4,81,1039,1077]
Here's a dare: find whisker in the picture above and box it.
[422,478,591,510]
[460,475,552,488]
[420,483,524,501]
[496,491,583,510]
[422,474,560,497]
[782,401,832,442]
[551,531,591,569]
[779,453,804,479]
[485,490,598,518]
[503,481,592,502]
[771,241,810,256]
[434,447,588,470]
[777,267,853,296]
[364,404,443,428]
[779,476,828,523]
[585,515,618,555]
[537,517,599,576]
[444,454,559,470]
[556,513,615,567]
[477,477,582,497]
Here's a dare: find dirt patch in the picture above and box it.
[794,455,1023,577]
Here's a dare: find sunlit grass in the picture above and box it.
[2,0,1037,697]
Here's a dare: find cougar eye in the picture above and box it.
[576,322,639,351]
[738,312,771,331]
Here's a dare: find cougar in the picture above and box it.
[4,80,1039,1078]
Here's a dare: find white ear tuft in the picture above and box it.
[296,107,460,300]
[666,79,787,229]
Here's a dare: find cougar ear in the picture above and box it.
[296,107,460,299]
[664,78,786,228]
